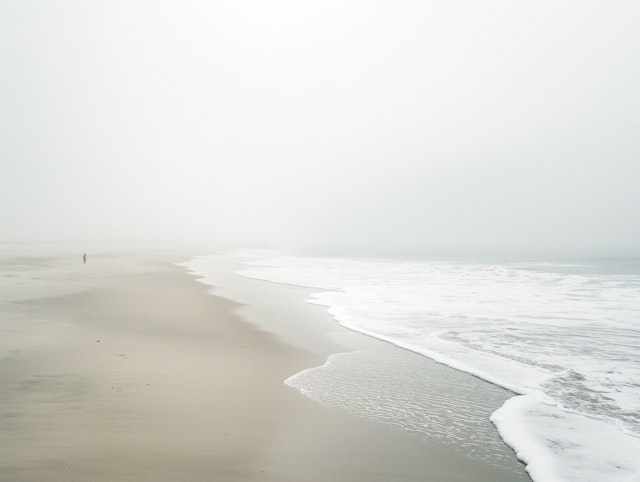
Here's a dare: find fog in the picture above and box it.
[2,1,639,256]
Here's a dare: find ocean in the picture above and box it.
[185,250,640,482]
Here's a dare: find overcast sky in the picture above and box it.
[2,0,639,255]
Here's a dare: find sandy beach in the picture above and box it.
[0,252,529,481]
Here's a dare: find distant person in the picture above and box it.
[83,253,87,264]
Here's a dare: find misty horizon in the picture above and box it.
[2,1,639,257]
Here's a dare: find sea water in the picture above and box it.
[185,251,640,482]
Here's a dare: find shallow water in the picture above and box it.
[182,253,531,480]
[202,250,640,482]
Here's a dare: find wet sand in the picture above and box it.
[0,253,530,480]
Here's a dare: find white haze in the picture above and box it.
[2,0,639,256]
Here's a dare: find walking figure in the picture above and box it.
[83,253,87,264]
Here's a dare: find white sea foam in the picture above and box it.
[227,250,640,482]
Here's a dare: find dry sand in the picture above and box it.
[0,254,528,481]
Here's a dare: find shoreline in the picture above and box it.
[1,252,530,480]
[184,254,531,480]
